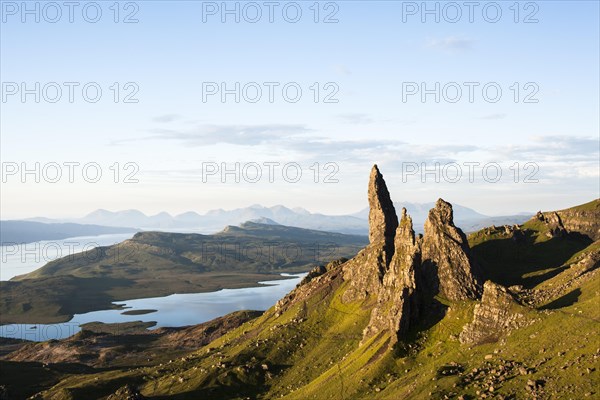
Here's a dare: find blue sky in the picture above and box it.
[1,0,599,219]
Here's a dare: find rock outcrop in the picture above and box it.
[342,167,485,343]
[421,199,483,301]
[368,165,399,248]
[342,166,398,302]
[535,211,568,238]
[276,259,346,317]
[532,200,600,241]
[337,166,489,347]
[362,208,421,345]
[555,199,599,240]
[298,259,348,287]
[460,281,528,345]
[107,384,146,400]
[524,242,600,307]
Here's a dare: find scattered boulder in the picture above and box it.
[107,384,146,400]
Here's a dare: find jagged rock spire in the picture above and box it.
[421,199,482,301]
[368,165,398,246]
[362,207,421,345]
[342,165,399,302]
[393,208,420,290]
[346,170,484,347]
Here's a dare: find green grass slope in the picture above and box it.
[468,209,595,288]
[25,246,600,399]
[18,222,366,280]
[4,201,599,399]
[1,223,367,323]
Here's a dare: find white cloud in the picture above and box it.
[426,36,475,52]
[333,65,352,75]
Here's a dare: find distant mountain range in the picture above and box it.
[23,203,531,236]
[351,202,531,233]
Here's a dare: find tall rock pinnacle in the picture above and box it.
[342,165,398,302]
[368,165,399,246]
[421,199,483,301]
[345,168,482,339]
[362,208,421,345]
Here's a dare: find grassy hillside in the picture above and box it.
[1,223,366,323]
[17,222,365,280]
[1,201,598,399]
[468,215,593,288]
[16,247,598,399]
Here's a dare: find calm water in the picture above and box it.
[0,273,304,341]
[0,233,136,281]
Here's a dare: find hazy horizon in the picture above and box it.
[2,197,545,221]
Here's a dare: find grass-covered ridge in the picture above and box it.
[1,223,367,324]
[18,256,599,399]
[1,200,598,399]
[468,206,595,288]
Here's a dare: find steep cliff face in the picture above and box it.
[529,200,600,241]
[421,199,483,301]
[555,199,600,241]
[341,246,391,302]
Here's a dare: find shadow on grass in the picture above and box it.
[471,231,592,288]
[540,288,582,310]
[520,264,570,288]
